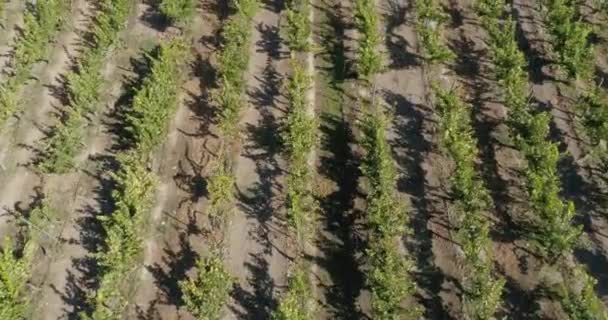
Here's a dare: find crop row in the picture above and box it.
[177,1,260,319]
[273,0,317,318]
[39,0,135,173]
[0,199,58,319]
[476,0,606,318]
[83,38,189,320]
[0,0,69,125]
[353,1,421,319]
[415,0,506,317]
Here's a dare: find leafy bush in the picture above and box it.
[160,0,195,25]
[127,38,190,154]
[180,254,235,320]
[272,263,314,320]
[284,0,312,52]
[543,0,594,79]
[414,0,455,64]
[360,107,421,319]
[0,238,32,320]
[38,0,135,173]
[354,0,384,79]
[434,87,505,319]
[85,38,188,319]
[214,0,259,136]
[556,266,608,320]
[283,60,317,240]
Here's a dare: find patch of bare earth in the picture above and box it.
[225,1,292,318]
[0,0,25,80]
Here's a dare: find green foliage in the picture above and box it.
[284,0,312,52]
[414,0,455,64]
[0,238,32,320]
[556,266,608,320]
[475,0,505,20]
[283,60,317,239]
[272,263,315,320]
[83,152,157,320]
[0,197,58,320]
[434,87,505,319]
[160,0,195,25]
[367,237,419,319]
[214,0,259,136]
[82,38,187,314]
[354,0,383,79]
[179,254,235,320]
[576,84,608,161]
[359,107,420,319]
[543,0,594,79]
[206,158,236,220]
[0,0,69,125]
[38,110,85,173]
[462,259,506,320]
[479,3,583,262]
[128,38,190,154]
[360,110,407,238]
[38,0,135,173]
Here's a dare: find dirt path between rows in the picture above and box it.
[225,1,292,318]
[0,0,25,81]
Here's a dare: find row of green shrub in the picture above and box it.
[0,0,69,125]
[476,1,606,318]
[39,0,135,173]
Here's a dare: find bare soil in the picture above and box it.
[0,0,606,319]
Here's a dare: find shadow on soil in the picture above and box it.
[231,3,286,316]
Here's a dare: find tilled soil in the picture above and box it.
[0,0,607,319]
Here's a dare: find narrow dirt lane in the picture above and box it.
[225,1,291,318]
[0,0,25,82]
[377,0,460,317]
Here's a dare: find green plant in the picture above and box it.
[359,106,421,319]
[128,38,190,154]
[543,0,594,79]
[0,238,33,320]
[0,0,69,125]
[556,266,608,320]
[415,0,455,64]
[475,0,505,19]
[354,0,384,79]
[38,0,135,173]
[282,60,317,240]
[434,87,504,319]
[284,0,312,52]
[160,0,195,25]
[207,158,236,220]
[180,254,235,320]
[214,0,259,136]
[272,263,314,320]
[576,84,608,161]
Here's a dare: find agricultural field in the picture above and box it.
[0,0,607,319]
